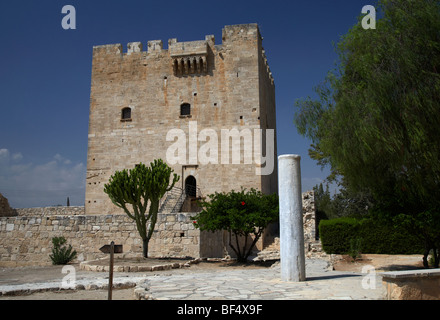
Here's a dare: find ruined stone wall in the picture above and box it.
[302,190,317,243]
[86,24,277,215]
[0,193,17,217]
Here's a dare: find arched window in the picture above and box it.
[180,103,191,117]
[121,107,131,121]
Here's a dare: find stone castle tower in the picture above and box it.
[86,24,277,215]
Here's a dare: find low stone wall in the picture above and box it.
[0,191,317,267]
[0,212,200,267]
[382,269,440,300]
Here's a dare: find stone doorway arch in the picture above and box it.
[185,175,197,197]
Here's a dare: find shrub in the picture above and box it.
[49,236,77,265]
[319,217,359,254]
[192,188,278,262]
[348,238,362,261]
[319,217,424,255]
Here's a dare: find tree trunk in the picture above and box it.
[228,231,245,262]
[423,241,432,268]
[142,239,149,258]
[243,230,264,261]
[434,247,439,268]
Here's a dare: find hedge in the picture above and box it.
[319,217,424,254]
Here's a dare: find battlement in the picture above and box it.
[92,43,123,55]
[92,24,273,83]
[92,36,213,56]
[91,24,273,85]
[261,48,274,85]
[92,24,260,55]
[222,23,260,41]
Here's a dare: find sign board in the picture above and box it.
[98,241,123,300]
[99,244,123,254]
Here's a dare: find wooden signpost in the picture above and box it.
[99,242,123,300]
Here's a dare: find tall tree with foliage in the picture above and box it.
[314,181,373,221]
[192,188,278,262]
[294,0,440,267]
[104,159,179,258]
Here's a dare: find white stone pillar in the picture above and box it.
[278,154,306,282]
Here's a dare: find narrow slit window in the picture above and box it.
[121,107,132,120]
[180,103,191,116]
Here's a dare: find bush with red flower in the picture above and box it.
[191,188,278,262]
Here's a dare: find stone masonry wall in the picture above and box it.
[0,212,200,267]
[0,191,317,267]
[86,24,277,216]
[16,206,85,216]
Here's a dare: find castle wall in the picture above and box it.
[0,212,201,267]
[0,192,316,266]
[86,24,277,215]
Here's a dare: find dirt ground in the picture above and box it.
[331,253,424,272]
[86,257,274,269]
[0,287,136,300]
[0,254,426,300]
[0,259,274,300]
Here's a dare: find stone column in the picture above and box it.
[278,154,306,282]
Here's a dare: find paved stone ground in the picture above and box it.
[0,258,385,300]
[135,259,383,300]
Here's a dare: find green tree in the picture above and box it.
[104,159,179,258]
[192,188,278,262]
[294,0,440,267]
[314,180,373,221]
[314,183,333,220]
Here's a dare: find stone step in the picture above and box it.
[159,192,185,213]
[254,239,323,262]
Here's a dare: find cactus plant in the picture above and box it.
[104,159,179,258]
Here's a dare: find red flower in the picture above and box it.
[193,220,197,224]
[241,201,245,206]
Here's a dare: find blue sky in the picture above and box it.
[0,0,377,208]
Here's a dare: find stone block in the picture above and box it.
[382,269,440,300]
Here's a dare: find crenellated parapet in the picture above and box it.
[261,48,274,85]
[91,25,274,84]
[127,42,143,55]
[92,35,217,76]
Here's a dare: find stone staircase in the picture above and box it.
[254,237,280,261]
[159,188,185,213]
[253,237,324,262]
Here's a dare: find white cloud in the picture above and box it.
[0,148,9,159]
[54,153,72,165]
[54,153,63,162]
[11,153,23,161]
[0,149,86,208]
